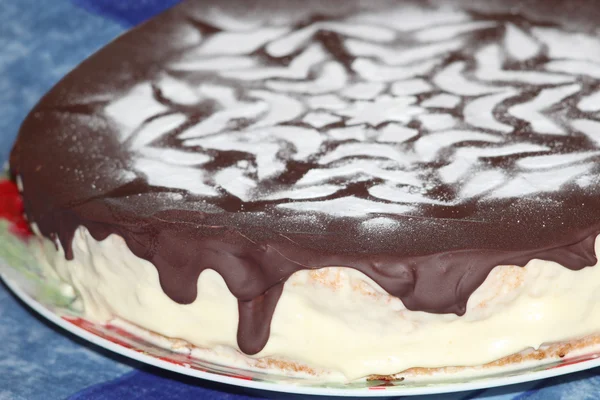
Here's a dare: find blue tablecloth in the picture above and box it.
[1,1,600,398]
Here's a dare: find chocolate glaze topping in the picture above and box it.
[10,0,600,354]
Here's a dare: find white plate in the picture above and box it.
[5,264,600,397]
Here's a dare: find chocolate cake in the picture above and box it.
[10,0,600,381]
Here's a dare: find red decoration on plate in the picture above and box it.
[549,353,600,370]
[0,179,31,238]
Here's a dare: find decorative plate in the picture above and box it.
[2,176,600,397]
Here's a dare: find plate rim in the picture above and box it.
[3,272,600,397]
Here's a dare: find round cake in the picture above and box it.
[10,0,600,382]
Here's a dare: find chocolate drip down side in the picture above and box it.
[10,0,600,355]
[10,182,600,354]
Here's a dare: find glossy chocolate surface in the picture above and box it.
[11,0,600,354]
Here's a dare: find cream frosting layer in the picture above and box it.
[31,226,600,381]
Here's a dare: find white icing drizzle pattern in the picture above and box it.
[104,6,600,216]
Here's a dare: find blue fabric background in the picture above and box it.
[1,0,600,398]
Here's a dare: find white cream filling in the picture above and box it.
[31,226,600,381]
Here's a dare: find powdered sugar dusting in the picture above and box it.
[100,4,600,217]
